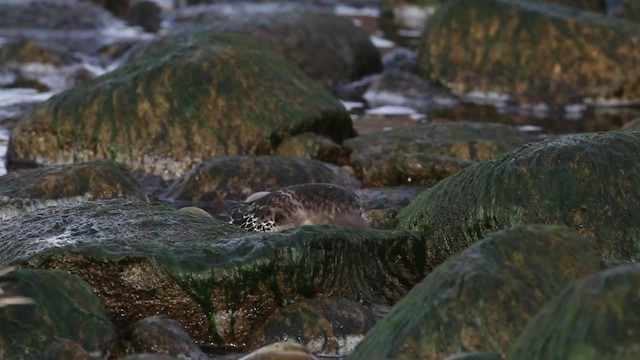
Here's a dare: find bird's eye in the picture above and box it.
[274,213,284,223]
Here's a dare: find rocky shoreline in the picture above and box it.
[1,0,640,359]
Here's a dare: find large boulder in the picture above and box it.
[0,199,425,349]
[398,130,640,265]
[0,160,145,219]
[248,297,378,356]
[350,224,602,359]
[0,0,118,30]
[509,263,640,359]
[0,268,120,359]
[164,6,382,91]
[345,122,533,187]
[8,33,354,180]
[161,156,361,207]
[418,0,640,107]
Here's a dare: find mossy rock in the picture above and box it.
[382,0,605,9]
[345,122,532,186]
[275,133,350,165]
[248,297,378,356]
[163,9,381,91]
[508,263,640,360]
[126,315,209,360]
[0,268,119,359]
[0,160,145,219]
[349,224,602,359]
[418,0,640,106]
[397,131,640,266]
[0,0,117,30]
[0,199,425,348]
[161,155,361,206]
[8,32,353,180]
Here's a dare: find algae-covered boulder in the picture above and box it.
[8,33,354,180]
[0,268,119,359]
[0,200,244,345]
[0,200,424,348]
[350,224,602,359]
[275,133,350,165]
[0,160,145,219]
[248,297,378,356]
[0,0,118,30]
[508,263,640,360]
[398,131,640,265]
[418,0,640,106]
[345,122,532,186]
[161,155,361,206]
[164,7,381,91]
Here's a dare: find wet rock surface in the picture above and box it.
[0,268,120,359]
[398,130,640,265]
[126,315,210,360]
[345,122,533,186]
[274,133,351,166]
[248,297,378,356]
[418,0,640,107]
[2,0,640,358]
[163,5,382,91]
[363,69,459,113]
[161,156,361,209]
[350,224,602,359]
[508,263,640,360]
[0,160,146,219]
[8,33,354,180]
[0,199,425,350]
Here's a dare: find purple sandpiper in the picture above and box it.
[224,183,370,232]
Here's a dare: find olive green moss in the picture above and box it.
[345,122,533,185]
[0,160,144,200]
[398,130,640,265]
[164,10,382,89]
[508,263,640,359]
[0,200,425,347]
[418,0,640,105]
[8,33,353,179]
[0,269,118,359]
[349,224,602,359]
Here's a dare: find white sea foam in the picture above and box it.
[334,5,379,17]
[518,125,544,132]
[366,105,419,116]
[370,35,395,49]
[393,5,436,30]
[0,88,56,107]
[340,100,364,112]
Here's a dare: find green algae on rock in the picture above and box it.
[418,0,640,107]
[275,132,350,165]
[0,160,146,219]
[161,155,361,206]
[163,9,382,91]
[345,122,533,187]
[349,224,602,359]
[397,130,640,266]
[7,32,354,180]
[0,199,425,348]
[0,268,119,359]
[508,263,640,360]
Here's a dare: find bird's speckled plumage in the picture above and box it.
[224,183,370,232]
